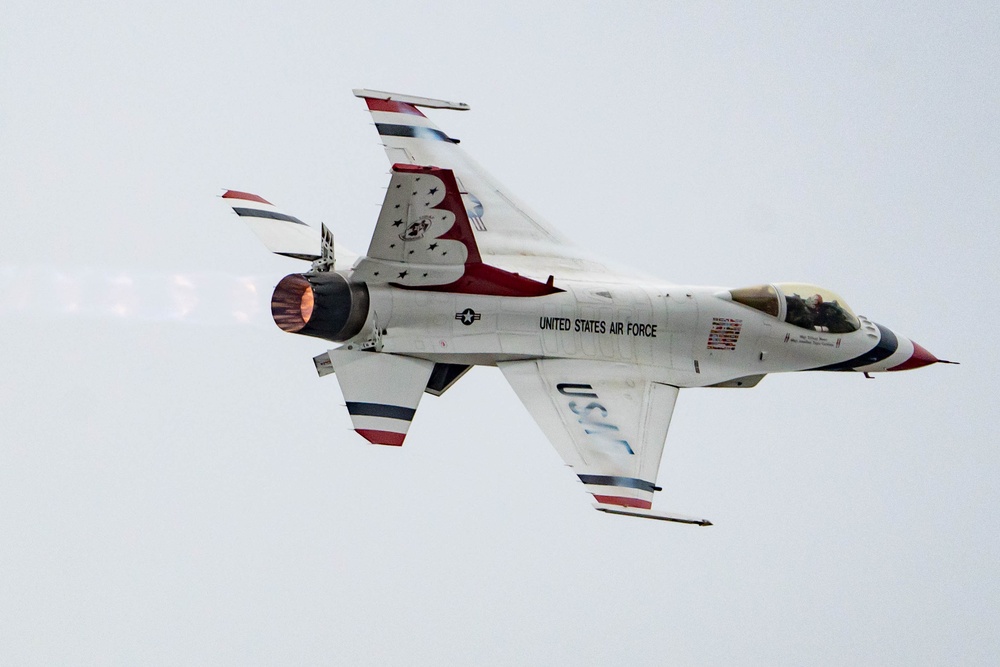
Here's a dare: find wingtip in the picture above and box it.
[352,88,470,111]
[221,189,273,206]
[355,428,406,446]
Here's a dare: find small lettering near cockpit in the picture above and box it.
[788,333,838,348]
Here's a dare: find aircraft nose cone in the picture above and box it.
[888,340,939,371]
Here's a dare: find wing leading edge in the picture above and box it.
[499,359,710,525]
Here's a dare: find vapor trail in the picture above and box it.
[0,266,280,328]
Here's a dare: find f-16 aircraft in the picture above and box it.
[223,89,954,525]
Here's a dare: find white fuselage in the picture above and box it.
[347,276,897,387]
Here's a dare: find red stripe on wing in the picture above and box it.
[365,98,425,117]
[356,429,406,446]
[222,190,272,205]
[592,495,653,510]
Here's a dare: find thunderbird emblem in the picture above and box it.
[400,217,431,241]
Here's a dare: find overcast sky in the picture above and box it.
[2,2,998,664]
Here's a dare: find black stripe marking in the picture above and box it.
[345,402,416,421]
[814,323,898,371]
[375,123,459,144]
[233,207,307,226]
[578,475,657,493]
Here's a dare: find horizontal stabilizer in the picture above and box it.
[593,503,712,526]
[327,349,434,446]
[222,190,320,261]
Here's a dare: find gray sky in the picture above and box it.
[2,2,998,664]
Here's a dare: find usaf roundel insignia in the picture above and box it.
[455,308,482,326]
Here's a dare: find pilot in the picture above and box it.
[815,300,855,333]
[784,294,815,329]
[804,294,826,331]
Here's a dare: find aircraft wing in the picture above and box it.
[221,189,320,261]
[354,89,616,279]
[498,359,710,524]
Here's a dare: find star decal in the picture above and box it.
[428,243,438,250]
[398,270,408,279]
[429,187,438,195]
[392,219,403,227]
[454,308,482,326]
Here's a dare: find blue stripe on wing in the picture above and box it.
[345,402,416,421]
[577,475,657,493]
[375,123,460,144]
[233,207,308,226]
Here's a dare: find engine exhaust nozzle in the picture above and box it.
[271,272,369,342]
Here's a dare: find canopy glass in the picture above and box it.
[729,283,860,333]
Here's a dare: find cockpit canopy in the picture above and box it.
[727,283,861,333]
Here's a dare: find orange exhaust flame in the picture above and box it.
[299,284,314,322]
[271,274,313,333]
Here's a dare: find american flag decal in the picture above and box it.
[707,317,743,350]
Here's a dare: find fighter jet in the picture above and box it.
[223,89,954,525]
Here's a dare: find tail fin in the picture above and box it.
[221,190,360,268]
[351,165,561,297]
